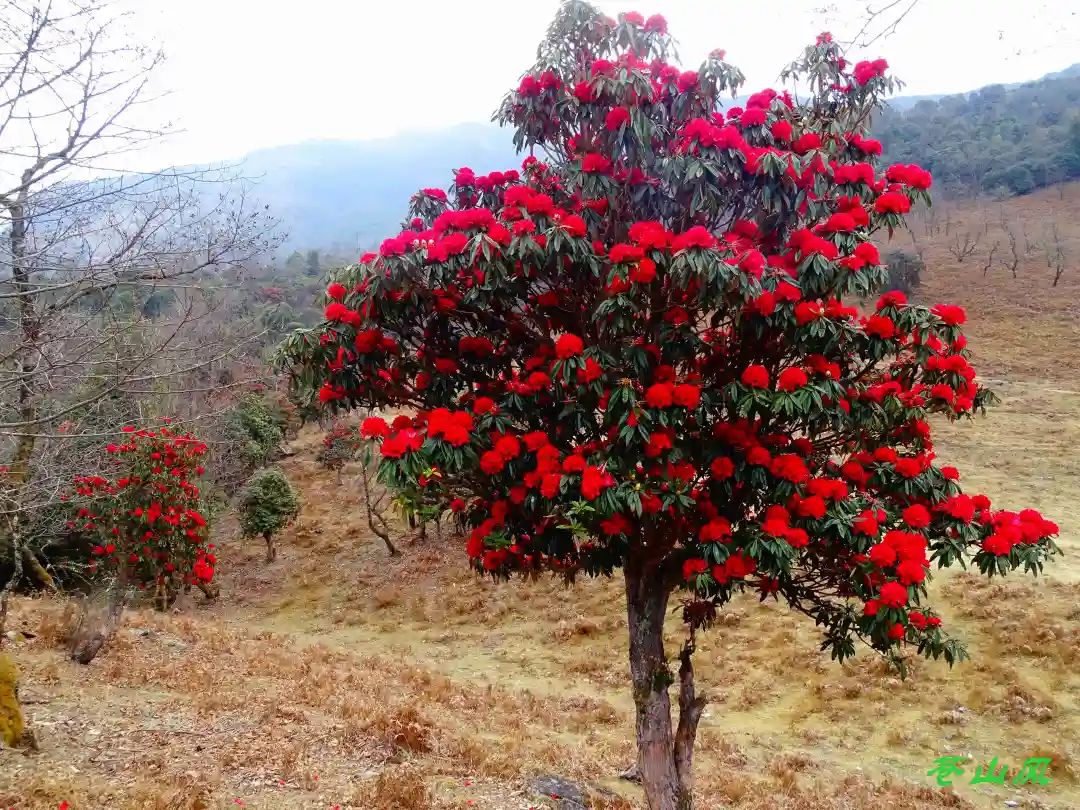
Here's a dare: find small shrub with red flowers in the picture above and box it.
[316,419,364,480]
[68,425,216,600]
[277,5,1061,808]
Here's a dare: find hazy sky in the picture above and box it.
[121,0,1080,169]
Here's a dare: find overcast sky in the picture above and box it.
[121,0,1080,169]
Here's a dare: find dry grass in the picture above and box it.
[3,185,1080,808]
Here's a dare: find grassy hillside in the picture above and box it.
[2,185,1078,810]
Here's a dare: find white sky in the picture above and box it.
[121,0,1080,169]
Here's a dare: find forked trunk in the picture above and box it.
[624,562,706,810]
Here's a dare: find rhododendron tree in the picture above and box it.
[65,425,214,662]
[277,4,1060,808]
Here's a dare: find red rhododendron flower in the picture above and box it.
[381,430,424,458]
[741,365,770,388]
[699,517,732,542]
[710,457,735,479]
[777,367,808,392]
[676,70,698,92]
[540,472,563,499]
[864,315,896,339]
[770,120,793,141]
[644,13,667,33]
[671,226,715,251]
[931,304,966,325]
[562,454,587,473]
[480,450,505,475]
[875,191,911,214]
[555,334,584,359]
[902,504,931,529]
[878,581,908,608]
[606,107,631,130]
[581,153,613,173]
[673,384,701,409]
[682,558,708,580]
[645,432,673,457]
[876,290,907,309]
[581,465,612,500]
[645,382,674,408]
[473,397,498,415]
[630,258,657,283]
[601,512,633,536]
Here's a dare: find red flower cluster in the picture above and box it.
[71,424,214,590]
[852,58,888,85]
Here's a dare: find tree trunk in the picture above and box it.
[264,531,276,562]
[624,562,705,810]
[69,574,129,665]
[196,579,220,600]
[0,192,51,597]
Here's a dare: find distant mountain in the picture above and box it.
[236,64,1080,253]
[886,63,1080,110]
[241,123,518,253]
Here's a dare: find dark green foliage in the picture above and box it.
[881,250,924,296]
[877,71,1080,197]
[219,395,287,493]
[237,468,300,540]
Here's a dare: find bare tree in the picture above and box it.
[906,228,925,265]
[1001,228,1021,278]
[982,241,999,278]
[826,1,922,47]
[0,0,278,622]
[947,231,980,263]
[921,206,939,238]
[1021,223,1038,256]
[1046,222,1067,287]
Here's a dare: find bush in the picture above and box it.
[882,249,924,296]
[0,653,23,747]
[236,468,299,562]
[68,424,215,593]
[63,423,216,662]
[316,420,363,478]
[219,395,287,493]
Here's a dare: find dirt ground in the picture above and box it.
[1,184,1078,810]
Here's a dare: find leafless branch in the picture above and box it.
[947,231,979,263]
[0,0,281,588]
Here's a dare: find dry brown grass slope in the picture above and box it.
[2,183,1079,810]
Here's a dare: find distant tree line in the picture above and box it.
[876,70,1080,197]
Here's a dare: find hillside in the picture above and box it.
[876,71,1080,196]
[1,184,1078,809]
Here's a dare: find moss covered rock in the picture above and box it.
[0,652,24,747]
